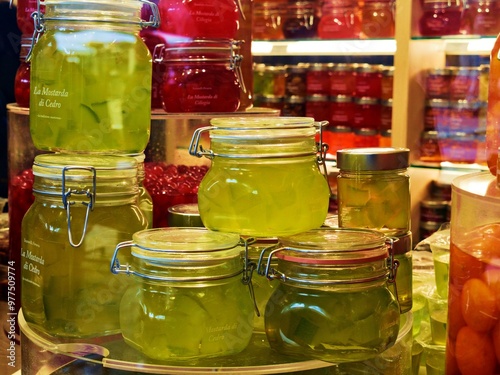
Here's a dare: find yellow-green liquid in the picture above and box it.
[30,29,152,153]
[21,202,147,337]
[198,157,330,237]
[120,280,254,361]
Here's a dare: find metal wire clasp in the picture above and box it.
[386,237,400,307]
[139,0,160,28]
[62,166,96,248]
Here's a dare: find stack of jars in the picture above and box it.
[142,0,253,112]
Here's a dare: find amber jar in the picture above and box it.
[419,130,442,163]
[282,0,319,39]
[360,0,395,38]
[253,1,285,40]
[282,95,307,116]
[381,66,395,100]
[317,0,362,39]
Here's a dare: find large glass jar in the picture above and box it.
[253,1,285,40]
[360,0,395,38]
[260,227,400,363]
[21,154,148,338]
[317,0,361,39]
[419,0,463,36]
[111,228,254,361]
[336,147,410,236]
[189,117,331,237]
[282,0,319,39]
[29,0,158,153]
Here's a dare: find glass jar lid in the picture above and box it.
[336,147,410,171]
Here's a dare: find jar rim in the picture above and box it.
[336,147,410,170]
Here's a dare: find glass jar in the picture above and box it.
[282,0,319,39]
[317,0,361,39]
[440,131,478,163]
[329,63,356,96]
[306,63,331,96]
[189,117,331,237]
[448,99,481,133]
[336,147,410,236]
[380,98,393,131]
[419,0,463,36]
[360,0,395,38]
[253,64,286,97]
[282,95,306,116]
[111,228,254,361]
[156,39,244,113]
[166,203,203,227]
[29,0,157,154]
[424,99,451,131]
[260,227,400,362]
[449,66,480,101]
[426,67,452,99]
[285,64,308,97]
[462,0,500,36]
[21,154,148,338]
[353,97,382,130]
[253,1,285,40]
[354,64,383,98]
[420,130,442,163]
[329,95,354,127]
[14,35,32,109]
[324,125,355,155]
[306,94,330,122]
[381,65,394,100]
[391,232,413,314]
[16,0,43,35]
[353,127,380,147]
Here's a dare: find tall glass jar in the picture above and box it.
[336,147,410,236]
[260,227,400,363]
[21,154,148,338]
[111,228,254,361]
[29,0,158,153]
[189,117,331,237]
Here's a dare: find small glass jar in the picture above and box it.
[462,0,500,36]
[353,97,382,130]
[167,203,204,227]
[449,66,480,100]
[336,147,410,236]
[420,199,449,223]
[426,67,452,99]
[330,63,356,96]
[381,65,395,100]
[329,95,354,127]
[360,0,395,38]
[189,117,331,237]
[306,63,331,96]
[317,0,362,39]
[354,64,383,98]
[29,0,157,153]
[353,127,380,147]
[285,64,308,97]
[324,125,355,155]
[21,154,148,338]
[260,227,400,362]
[424,99,451,131]
[282,95,307,116]
[380,98,393,131]
[448,99,481,133]
[439,131,478,163]
[157,39,244,113]
[14,35,32,109]
[253,1,286,40]
[379,128,392,147]
[419,0,463,36]
[420,130,442,163]
[282,0,319,39]
[112,228,254,360]
[306,94,331,121]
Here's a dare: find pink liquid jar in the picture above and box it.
[317,0,361,39]
[419,0,462,36]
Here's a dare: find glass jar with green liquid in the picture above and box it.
[111,227,255,361]
[189,116,331,237]
[21,154,148,338]
[259,227,401,363]
[28,0,159,153]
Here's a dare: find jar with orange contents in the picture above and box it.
[445,172,500,375]
[360,0,395,38]
[253,1,286,40]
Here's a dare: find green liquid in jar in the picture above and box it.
[198,156,330,237]
[120,278,254,361]
[21,204,147,338]
[264,283,400,363]
[433,252,450,299]
[338,175,410,236]
[430,309,447,346]
[393,253,412,313]
[30,29,152,153]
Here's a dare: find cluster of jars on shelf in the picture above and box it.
[253,0,396,40]
[419,64,489,164]
[418,0,500,37]
[254,61,394,153]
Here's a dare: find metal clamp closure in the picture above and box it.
[386,237,400,306]
[240,237,259,317]
[62,166,96,248]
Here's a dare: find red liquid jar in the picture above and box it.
[426,67,452,99]
[424,99,451,131]
[253,1,285,40]
[329,95,354,126]
[306,94,331,121]
[353,97,382,130]
[14,35,32,109]
[360,0,395,38]
[419,0,462,36]
[282,0,319,39]
[381,65,394,100]
[17,0,44,35]
[317,0,362,39]
[330,63,356,96]
[449,66,480,101]
[380,98,392,131]
[158,39,243,113]
[325,125,355,156]
[353,128,380,147]
[354,64,382,98]
[462,0,500,36]
[306,63,331,96]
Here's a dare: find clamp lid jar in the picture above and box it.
[259,227,400,363]
[189,116,331,237]
[111,227,255,361]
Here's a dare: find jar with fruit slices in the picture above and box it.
[259,227,400,363]
[189,116,331,237]
[336,147,410,237]
[21,154,148,338]
[111,227,254,361]
[28,0,159,153]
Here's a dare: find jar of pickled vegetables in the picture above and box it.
[259,227,400,362]
[21,154,148,338]
[29,0,158,154]
[445,172,500,374]
[189,117,331,237]
[336,147,410,236]
[156,39,244,113]
[111,227,254,360]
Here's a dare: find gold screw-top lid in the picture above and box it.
[167,203,204,228]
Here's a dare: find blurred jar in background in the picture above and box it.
[317,0,361,39]
[16,0,44,35]
[419,0,462,36]
[360,0,395,38]
[282,0,319,39]
[253,1,285,40]
[14,35,32,108]
[461,0,500,36]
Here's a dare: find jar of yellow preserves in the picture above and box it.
[29,0,159,153]
[260,227,400,363]
[111,227,255,361]
[336,147,410,237]
[21,154,148,338]
[189,117,331,237]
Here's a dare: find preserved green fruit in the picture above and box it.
[30,29,152,153]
